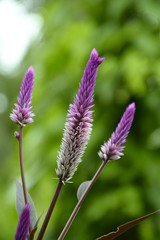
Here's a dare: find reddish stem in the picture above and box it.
[58,161,107,240]
[19,126,32,234]
[19,126,28,204]
[37,178,63,240]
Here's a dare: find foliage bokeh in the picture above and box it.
[0,0,160,239]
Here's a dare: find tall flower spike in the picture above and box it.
[98,103,135,161]
[56,48,104,182]
[15,203,30,240]
[10,66,34,126]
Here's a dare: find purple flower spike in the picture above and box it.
[98,103,135,161]
[10,66,34,126]
[56,49,104,182]
[15,203,30,240]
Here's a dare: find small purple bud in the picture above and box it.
[10,66,34,126]
[98,103,135,161]
[15,203,30,240]
[14,131,20,140]
[56,49,104,182]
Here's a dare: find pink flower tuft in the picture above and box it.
[10,66,34,126]
[15,203,30,240]
[98,103,135,161]
[56,49,104,182]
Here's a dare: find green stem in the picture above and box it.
[58,160,107,240]
[37,178,63,240]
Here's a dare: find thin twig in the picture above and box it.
[18,126,32,234]
[37,178,63,240]
[19,126,28,204]
[58,160,107,240]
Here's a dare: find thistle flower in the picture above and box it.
[15,203,30,240]
[98,103,135,161]
[56,49,104,182]
[10,66,34,126]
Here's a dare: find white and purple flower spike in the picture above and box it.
[98,103,135,161]
[15,203,30,240]
[10,66,34,126]
[56,48,104,182]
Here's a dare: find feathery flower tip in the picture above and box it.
[15,203,30,240]
[98,102,135,161]
[10,66,34,126]
[56,49,104,182]
[90,48,105,65]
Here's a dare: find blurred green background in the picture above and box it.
[0,0,160,239]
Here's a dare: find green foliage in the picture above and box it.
[16,181,37,229]
[1,0,160,239]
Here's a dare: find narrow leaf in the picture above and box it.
[30,212,43,240]
[97,209,160,240]
[34,211,43,228]
[16,180,37,228]
[77,181,91,201]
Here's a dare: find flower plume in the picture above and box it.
[56,48,104,182]
[15,203,30,240]
[98,103,135,161]
[10,66,34,126]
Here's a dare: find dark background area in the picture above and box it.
[0,0,160,239]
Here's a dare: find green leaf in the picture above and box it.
[96,210,160,240]
[16,180,37,228]
[77,181,91,201]
[34,211,43,228]
[30,212,43,240]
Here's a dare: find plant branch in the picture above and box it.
[18,126,32,234]
[37,178,63,240]
[58,160,108,240]
[19,126,28,205]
